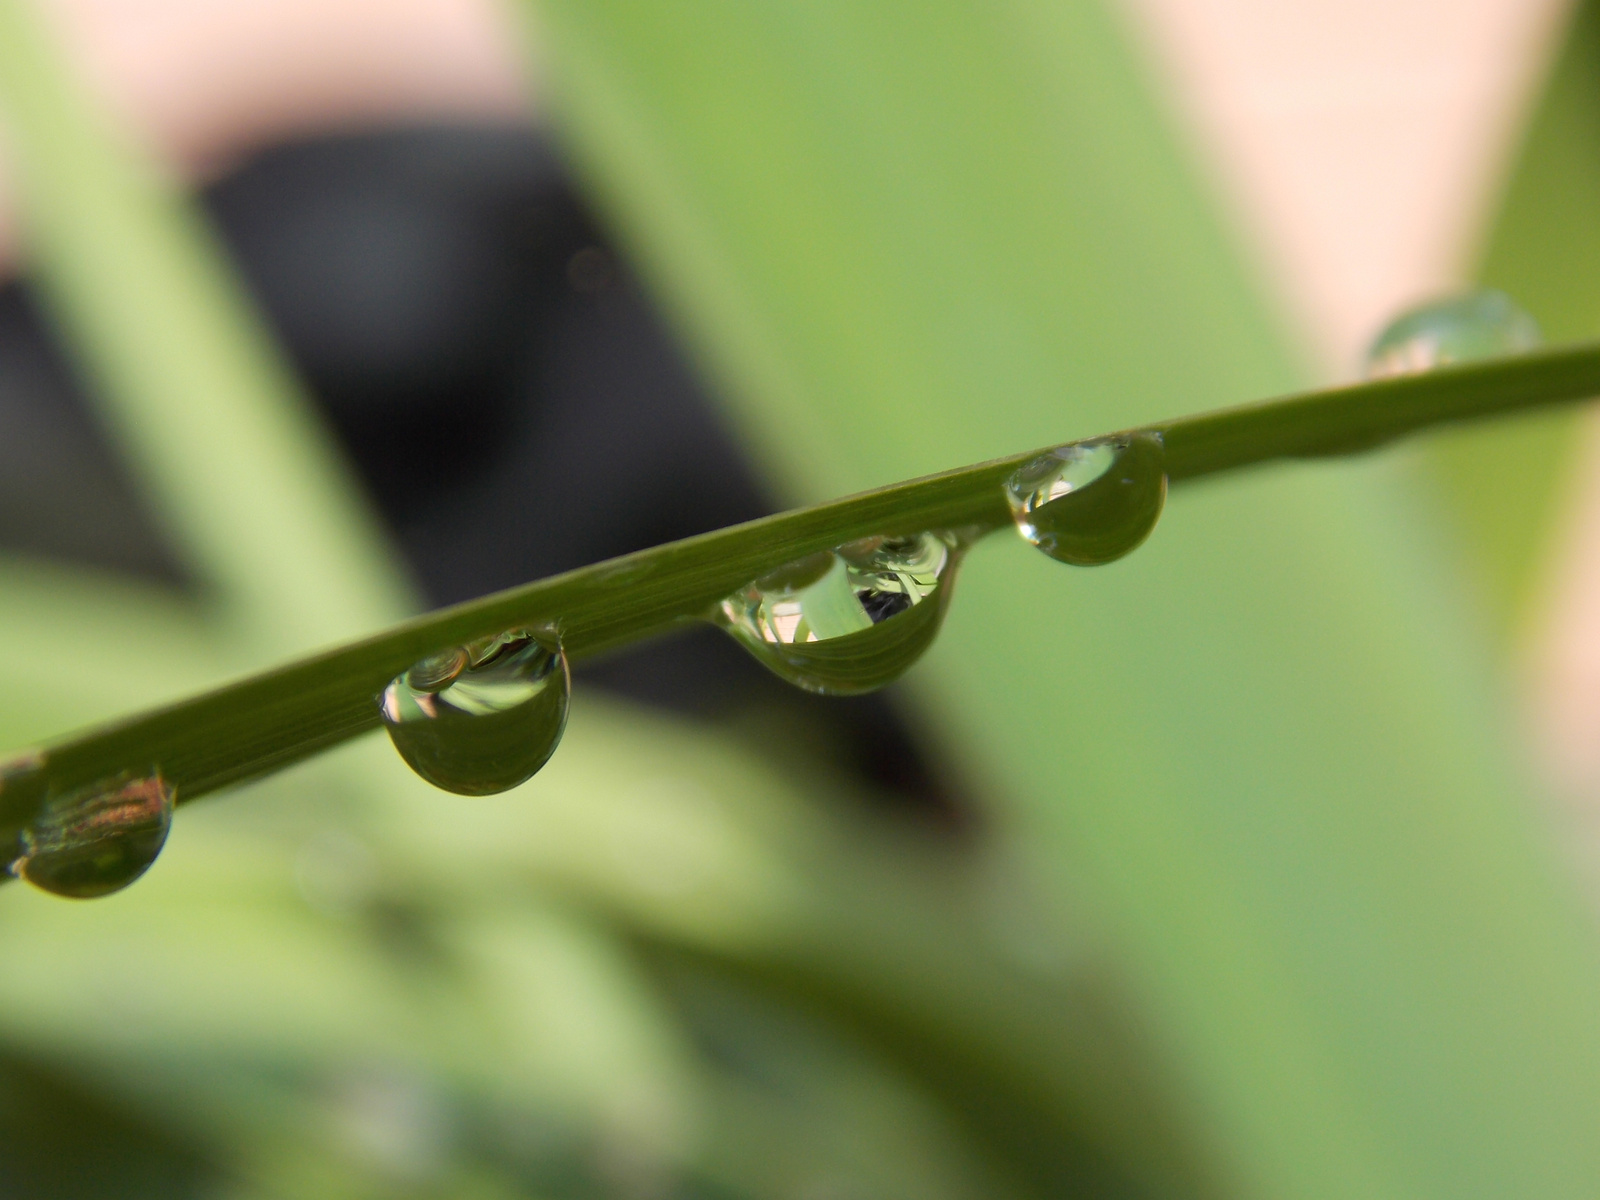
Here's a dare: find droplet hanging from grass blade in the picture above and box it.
[380,629,569,795]
[1004,434,1166,565]
[717,532,958,695]
[10,771,174,898]
[1364,289,1541,378]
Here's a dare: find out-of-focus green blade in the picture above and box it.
[1425,2,1600,633]
[0,692,1143,1199]
[0,556,220,744]
[0,0,412,656]
[526,3,1600,1197]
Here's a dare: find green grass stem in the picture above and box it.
[0,342,1593,839]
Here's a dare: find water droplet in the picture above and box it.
[717,532,956,695]
[1004,434,1166,565]
[1365,289,1541,378]
[379,629,569,796]
[9,772,174,899]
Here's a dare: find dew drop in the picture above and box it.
[1364,289,1541,378]
[9,772,174,899]
[379,629,569,796]
[1004,434,1166,565]
[718,532,957,695]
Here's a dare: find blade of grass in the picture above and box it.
[522,7,1600,1199]
[1,345,1597,834]
[0,0,413,655]
[0,556,221,743]
[1423,0,1600,633]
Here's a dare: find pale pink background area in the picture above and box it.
[1117,0,1600,803]
[0,0,532,271]
[1117,0,1572,375]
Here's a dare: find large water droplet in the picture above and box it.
[379,629,569,795]
[1004,434,1166,565]
[1364,289,1541,378]
[718,532,956,695]
[10,772,174,899]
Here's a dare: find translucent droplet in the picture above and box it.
[379,629,569,795]
[718,532,956,695]
[1004,434,1167,565]
[1364,289,1541,378]
[10,772,174,899]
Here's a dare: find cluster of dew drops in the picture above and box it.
[6,289,1540,900]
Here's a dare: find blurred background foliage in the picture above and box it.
[0,0,1598,1198]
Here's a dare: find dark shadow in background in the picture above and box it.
[0,124,965,821]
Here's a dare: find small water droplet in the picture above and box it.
[9,772,174,899]
[1365,289,1541,378]
[717,532,956,695]
[1004,434,1166,565]
[379,629,569,795]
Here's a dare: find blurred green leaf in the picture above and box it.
[0,555,219,744]
[525,3,1600,1198]
[0,1047,216,1199]
[1425,1,1600,633]
[1,691,1155,1198]
[0,0,412,656]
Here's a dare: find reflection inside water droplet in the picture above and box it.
[1364,289,1541,378]
[718,532,957,695]
[1004,434,1166,565]
[10,772,174,899]
[380,629,569,795]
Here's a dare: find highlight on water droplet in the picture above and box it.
[379,629,569,796]
[717,532,957,695]
[9,771,174,899]
[1364,289,1541,379]
[1004,434,1166,566]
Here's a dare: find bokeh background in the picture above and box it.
[2,1,1600,1197]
